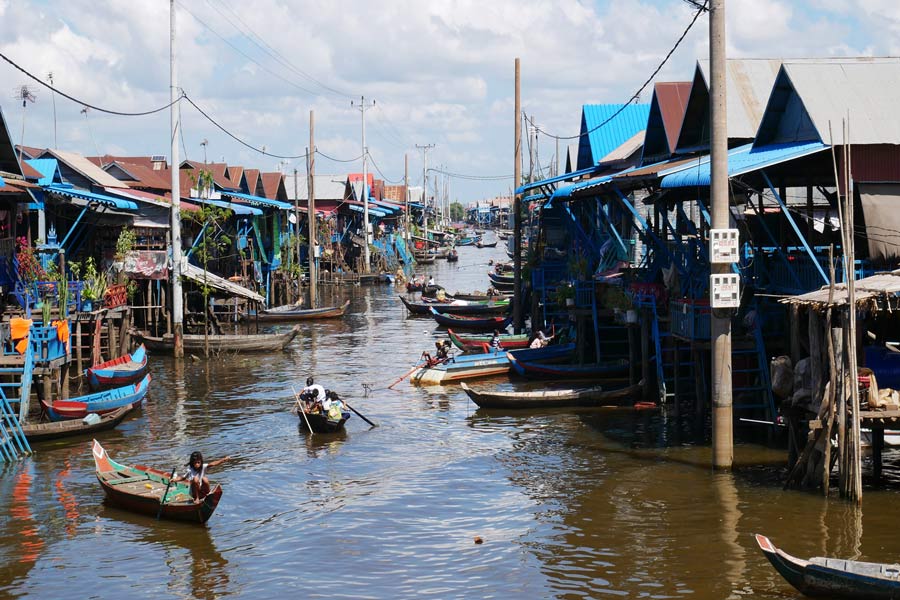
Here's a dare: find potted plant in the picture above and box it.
[555,283,576,307]
[80,257,107,312]
[114,227,136,271]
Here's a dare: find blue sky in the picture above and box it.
[0,0,898,204]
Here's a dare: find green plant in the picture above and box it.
[187,202,232,356]
[567,253,590,281]
[126,279,139,302]
[554,283,576,305]
[601,285,632,311]
[81,257,107,302]
[115,227,137,260]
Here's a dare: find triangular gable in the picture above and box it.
[25,158,64,185]
[0,109,25,177]
[243,169,261,196]
[575,103,651,170]
[754,66,820,146]
[260,172,287,201]
[40,149,127,188]
[641,82,691,165]
[564,144,578,174]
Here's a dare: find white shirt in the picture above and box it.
[303,384,326,400]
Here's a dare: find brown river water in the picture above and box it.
[3,243,900,599]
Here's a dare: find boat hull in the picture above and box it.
[297,410,351,433]
[41,374,152,421]
[23,403,134,443]
[87,344,148,391]
[258,300,349,322]
[508,354,630,379]
[411,352,510,385]
[135,326,299,353]
[447,329,529,352]
[429,308,512,331]
[460,382,644,409]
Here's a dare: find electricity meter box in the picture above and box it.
[710,228,739,264]
[710,274,740,309]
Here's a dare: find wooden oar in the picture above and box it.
[387,359,427,389]
[156,467,178,520]
[343,401,376,427]
[292,385,314,435]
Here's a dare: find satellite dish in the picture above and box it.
[288,213,297,224]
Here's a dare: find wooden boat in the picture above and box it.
[41,374,152,421]
[258,300,349,322]
[456,235,481,247]
[447,328,530,352]
[411,344,574,385]
[429,308,512,331]
[86,344,149,391]
[507,353,629,380]
[402,296,509,316]
[297,409,351,433]
[489,271,515,286]
[756,533,900,599]
[414,253,436,264]
[459,382,644,409]
[134,325,300,353]
[447,250,459,262]
[22,403,134,443]
[451,292,512,302]
[92,439,222,525]
[476,240,498,248]
[406,281,424,292]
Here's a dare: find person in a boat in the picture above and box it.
[175,451,230,504]
[422,341,443,366]
[529,330,553,349]
[300,377,327,412]
[322,390,345,422]
[435,340,452,362]
[427,276,435,287]
[489,330,503,352]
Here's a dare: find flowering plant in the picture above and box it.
[16,237,46,284]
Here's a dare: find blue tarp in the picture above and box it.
[221,191,293,211]
[660,141,828,188]
[44,184,138,210]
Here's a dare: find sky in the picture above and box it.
[0,0,898,205]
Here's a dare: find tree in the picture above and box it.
[449,201,465,222]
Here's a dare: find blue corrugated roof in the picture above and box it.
[44,184,138,210]
[221,191,293,211]
[577,104,651,170]
[660,141,828,188]
[346,204,387,218]
[196,197,262,216]
[516,165,597,195]
[26,158,61,185]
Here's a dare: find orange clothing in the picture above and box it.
[10,317,32,355]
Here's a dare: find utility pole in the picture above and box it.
[47,72,57,149]
[416,144,435,229]
[308,110,317,308]
[513,57,524,333]
[404,153,410,242]
[709,0,732,469]
[293,167,300,303]
[352,96,375,272]
[169,0,184,358]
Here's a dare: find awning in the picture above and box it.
[515,165,597,196]
[221,191,293,211]
[660,141,829,189]
[180,258,265,303]
[194,197,263,216]
[44,184,138,210]
[346,203,387,218]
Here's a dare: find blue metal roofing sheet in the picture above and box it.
[516,165,597,195]
[26,159,61,185]
[197,197,262,216]
[577,104,651,170]
[44,184,138,210]
[221,191,293,211]
[346,204,387,218]
[660,141,828,188]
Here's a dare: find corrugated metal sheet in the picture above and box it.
[841,144,900,184]
[599,130,645,163]
[222,190,292,211]
[45,183,138,210]
[661,141,827,188]
[47,149,127,188]
[641,82,691,164]
[780,60,900,145]
[289,174,349,201]
[782,270,900,307]
[697,58,785,140]
[25,158,61,185]
[576,104,651,170]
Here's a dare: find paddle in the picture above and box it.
[157,467,178,520]
[387,359,427,389]
[292,385,314,435]
[343,401,376,428]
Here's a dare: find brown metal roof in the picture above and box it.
[20,161,43,180]
[614,156,699,180]
[260,172,285,200]
[243,169,261,195]
[655,82,691,152]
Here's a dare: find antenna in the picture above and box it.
[14,85,36,107]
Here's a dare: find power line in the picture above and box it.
[0,49,178,116]
[182,93,308,159]
[533,0,707,141]
[366,151,403,184]
[427,167,513,181]
[315,149,364,163]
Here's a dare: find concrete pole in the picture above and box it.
[710,0,732,469]
[293,167,300,303]
[513,57,524,333]
[404,153,409,243]
[360,96,370,273]
[169,0,184,358]
[308,110,317,308]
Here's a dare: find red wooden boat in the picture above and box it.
[86,344,148,391]
[92,439,223,524]
[429,307,512,331]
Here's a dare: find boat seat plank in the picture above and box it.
[107,475,151,485]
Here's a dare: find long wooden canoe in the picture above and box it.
[429,308,512,331]
[297,409,351,433]
[447,328,530,352]
[86,344,148,391]
[756,533,900,599]
[23,403,134,443]
[459,382,644,409]
[92,439,222,525]
[41,374,152,421]
[258,299,350,322]
[507,353,629,379]
[134,325,299,353]
[401,296,509,316]
[410,344,574,385]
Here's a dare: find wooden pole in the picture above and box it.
[308,111,317,308]
[512,57,523,333]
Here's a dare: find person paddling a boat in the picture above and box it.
[300,377,326,412]
[174,451,231,504]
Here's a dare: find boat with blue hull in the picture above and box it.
[410,343,575,385]
[429,308,512,331]
[507,353,629,380]
[40,374,152,421]
[86,344,149,391]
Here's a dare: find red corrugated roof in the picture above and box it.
[181,161,234,189]
[244,169,261,195]
[260,172,285,200]
[20,161,43,180]
[87,155,161,170]
[655,82,692,153]
[348,173,374,187]
[106,161,171,191]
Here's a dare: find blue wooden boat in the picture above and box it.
[86,344,148,391]
[456,235,481,247]
[507,353,629,380]
[41,374,152,421]
[756,533,900,599]
[411,344,574,385]
[429,307,512,331]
